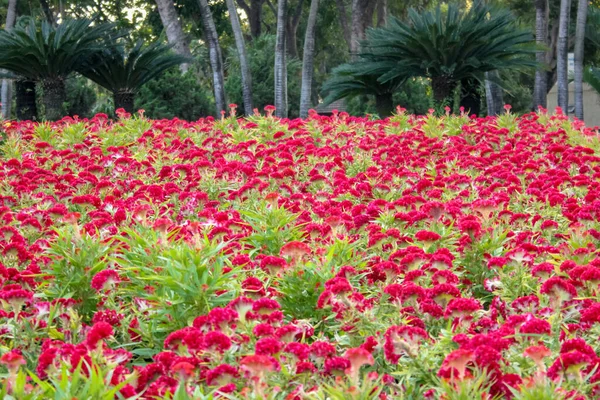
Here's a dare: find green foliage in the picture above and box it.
[136,69,213,120]
[40,227,113,321]
[278,265,331,321]
[116,227,239,341]
[65,76,97,118]
[225,35,302,117]
[238,202,304,256]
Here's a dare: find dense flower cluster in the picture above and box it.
[0,107,600,398]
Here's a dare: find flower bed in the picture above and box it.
[0,107,600,399]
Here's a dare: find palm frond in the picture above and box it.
[361,3,537,85]
[321,62,403,105]
[0,17,122,81]
[78,40,190,94]
[584,66,600,96]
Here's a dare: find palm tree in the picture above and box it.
[299,0,319,118]
[321,62,401,117]
[225,0,253,115]
[573,0,588,120]
[79,40,188,113]
[0,18,119,120]
[557,0,571,113]
[360,4,537,107]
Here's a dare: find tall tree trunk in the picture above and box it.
[155,0,193,73]
[557,0,571,113]
[376,0,387,27]
[350,0,377,59]
[285,0,304,58]
[226,0,254,115]
[299,0,319,118]
[114,90,135,114]
[533,0,549,110]
[42,78,66,121]
[274,0,288,117]
[39,0,56,26]
[574,0,588,120]
[484,71,504,115]
[1,0,18,119]
[236,0,264,39]
[15,79,37,121]
[198,0,227,116]
[334,0,352,50]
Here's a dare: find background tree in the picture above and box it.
[226,0,253,114]
[556,0,571,112]
[1,0,17,118]
[197,0,227,115]
[274,0,288,117]
[355,4,537,114]
[299,0,318,117]
[79,40,188,113]
[0,18,120,120]
[533,0,549,109]
[573,0,587,119]
[154,0,193,72]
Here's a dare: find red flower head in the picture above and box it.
[206,364,239,386]
[384,325,429,363]
[0,350,26,373]
[86,321,114,349]
[344,347,375,382]
[90,269,120,293]
[280,241,311,264]
[240,354,280,379]
[438,349,474,381]
[255,337,283,356]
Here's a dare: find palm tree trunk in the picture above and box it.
[1,0,18,119]
[375,93,393,117]
[460,80,481,117]
[431,76,455,103]
[198,0,227,116]
[274,0,288,117]
[557,0,571,113]
[114,90,135,114]
[226,0,253,115]
[299,0,319,118]
[15,79,37,121]
[155,0,193,73]
[42,78,66,121]
[484,71,504,115]
[574,0,588,120]
[533,0,549,110]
